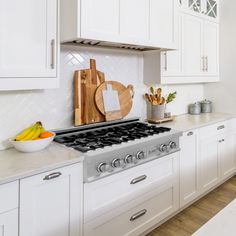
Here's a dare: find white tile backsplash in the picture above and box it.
[0,45,203,150]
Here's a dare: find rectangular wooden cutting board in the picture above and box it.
[74,59,105,126]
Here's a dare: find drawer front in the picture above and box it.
[199,121,228,139]
[84,152,179,222]
[84,183,179,236]
[0,181,18,213]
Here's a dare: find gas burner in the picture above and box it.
[54,122,171,153]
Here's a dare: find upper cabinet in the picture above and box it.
[81,0,120,42]
[120,0,149,43]
[144,3,219,85]
[0,0,59,91]
[61,0,178,50]
[150,0,178,49]
[181,0,218,20]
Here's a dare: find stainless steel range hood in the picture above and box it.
[63,39,161,52]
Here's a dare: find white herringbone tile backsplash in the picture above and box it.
[0,45,203,150]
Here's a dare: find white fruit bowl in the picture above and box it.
[9,132,55,153]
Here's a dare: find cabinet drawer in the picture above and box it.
[84,183,178,236]
[84,152,179,222]
[0,181,18,213]
[199,121,228,139]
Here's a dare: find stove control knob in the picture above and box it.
[97,163,110,173]
[124,154,134,164]
[168,141,177,149]
[159,144,167,152]
[136,151,145,160]
[111,159,123,168]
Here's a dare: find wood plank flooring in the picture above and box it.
[147,176,236,236]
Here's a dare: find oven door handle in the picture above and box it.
[130,175,147,185]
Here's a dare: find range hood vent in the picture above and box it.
[66,39,160,52]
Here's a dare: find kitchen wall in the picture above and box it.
[204,0,236,113]
[0,45,204,150]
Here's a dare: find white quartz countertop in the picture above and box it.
[0,143,84,185]
[192,198,236,236]
[0,112,235,185]
[164,113,236,132]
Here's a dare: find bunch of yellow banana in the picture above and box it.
[15,121,45,141]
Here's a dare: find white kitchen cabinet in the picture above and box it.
[181,0,218,21]
[84,152,180,236]
[182,14,204,76]
[120,0,149,43]
[180,130,199,207]
[161,13,183,77]
[199,134,219,193]
[0,0,59,90]
[150,0,178,49]
[0,181,19,236]
[84,182,179,236]
[219,133,236,180]
[198,121,235,193]
[81,0,120,42]
[61,0,178,50]
[19,163,83,236]
[203,20,219,76]
[0,210,18,236]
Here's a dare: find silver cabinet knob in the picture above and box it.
[124,154,134,164]
[136,151,145,160]
[168,141,177,149]
[159,144,167,152]
[111,158,123,168]
[97,163,110,173]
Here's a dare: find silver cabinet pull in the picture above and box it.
[187,131,194,136]
[206,56,208,72]
[164,52,168,71]
[130,209,147,221]
[217,125,225,130]
[43,172,62,181]
[202,56,205,71]
[50,39,55,69]
[130,175,147,185]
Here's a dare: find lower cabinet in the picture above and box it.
[84,183,178,236]
[0,210,18,236]
[19,163,83,236]
[180,130,199,207]
[84,152,180,236]
[180,120,236,209]
[219,132,236,180]
[0,181,19,236]
[199,134,220,192]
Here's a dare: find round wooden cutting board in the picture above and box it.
[95,81,134,118]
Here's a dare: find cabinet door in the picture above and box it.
[199,136,220,192]
[150,0,178,49]
[0,0,57,78]
[182,14,204,76]
[180,130,199,207]
[20,163,83,236]
[120,0,149,43]
[219,133,235,180]
[203,21,219,76]
[0,210,18,236]
[81,0,120,42]
[161,14,183,77]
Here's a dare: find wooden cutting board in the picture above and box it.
[74,59,105,126]
[95,81,134,121]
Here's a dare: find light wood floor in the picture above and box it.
[147,176,236,236]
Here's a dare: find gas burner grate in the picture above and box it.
[54,122,171,153]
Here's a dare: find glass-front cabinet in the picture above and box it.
[181,0,218,20]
